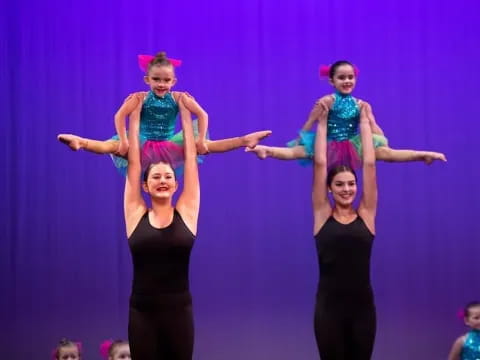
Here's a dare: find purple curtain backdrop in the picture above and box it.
[2,0,479,358]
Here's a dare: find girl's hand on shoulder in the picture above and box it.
[182,91,195,100]
[359,100,371,112]
[196,139,209,155]
[123,91,146,105]
[175,91,195,106]
[314,98,329,112]
[312,97,330,121]
[116,139,129,157]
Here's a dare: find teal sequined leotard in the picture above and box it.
[289,92,388,169]
[139,91,178,140]
[327,91,360,141]
[462,330,480,360]
[111,91,202,175]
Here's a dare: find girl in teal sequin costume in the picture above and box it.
[247,61,446,168]
[448,301,480,360]
[58,52,271,175]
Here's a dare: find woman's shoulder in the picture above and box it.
[173,207,196,237]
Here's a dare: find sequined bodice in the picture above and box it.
[327,92,360,141]
[462,330,480,360]
[140,91,179,140]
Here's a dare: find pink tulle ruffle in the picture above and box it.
[141,140,185,170]
[327,140,361,170]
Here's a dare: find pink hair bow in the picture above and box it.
[138,54,182,72]
[457,308,466,320]
[319,64,331,78]
[318,64,360,78]
[99,339,113,359]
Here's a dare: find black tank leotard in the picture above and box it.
[128,209,195,360]
[314,215,376,360]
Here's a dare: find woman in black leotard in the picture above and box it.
[124,93,199,360]
[312,102,377,359]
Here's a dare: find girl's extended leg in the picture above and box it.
[375,146,446,164]
[246,145,308,160]
[206,130,271,153]
[57,134,119,154]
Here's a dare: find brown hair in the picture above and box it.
[465,301,480,317]
[147,51,173,73]
[327,164,357,187]
[143,161,177,182]
[329,60,354,79]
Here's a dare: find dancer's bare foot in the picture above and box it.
[245,145,270,159]
[57,134,85,151]
[242,130,272,149]
[422,151,447,165]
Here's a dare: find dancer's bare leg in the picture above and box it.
[375,146,447,164]
[206,130,272,153]
[57,134,119,154]
[245,145,308,160]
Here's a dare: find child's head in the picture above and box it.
[144,52,177,97]
[327,60,357,95]
[53,339,81,360]
[100,340,131,360]
[463,301,480,330]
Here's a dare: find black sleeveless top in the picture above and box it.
[128,209,195,296]
[314,216,374,294]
